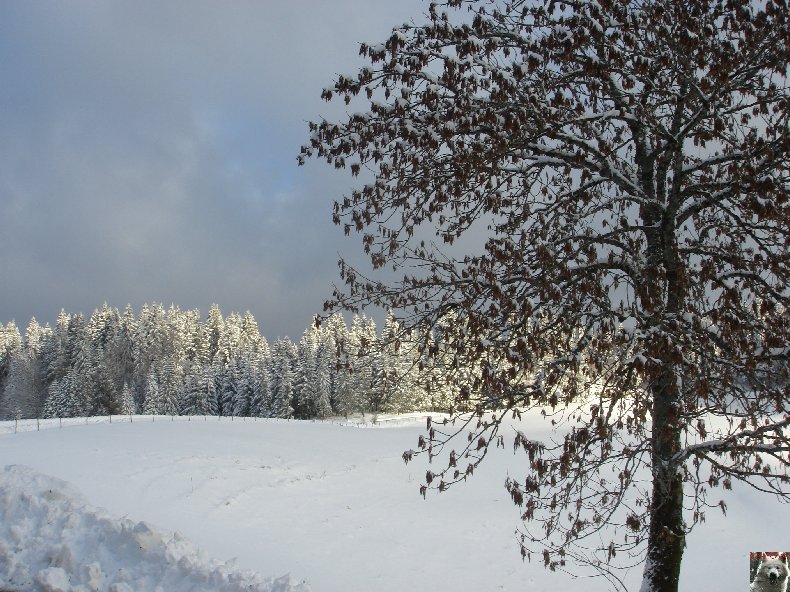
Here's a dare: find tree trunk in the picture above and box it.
[641,365,685,592]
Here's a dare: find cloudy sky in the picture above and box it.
[0,0,427,339]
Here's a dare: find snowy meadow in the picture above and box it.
[1,413,785,591]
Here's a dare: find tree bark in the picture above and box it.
[642,364,686,592]
[642,194,686,592]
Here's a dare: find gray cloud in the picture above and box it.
[0,0,425,339]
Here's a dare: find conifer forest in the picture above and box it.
[0,304,453,421]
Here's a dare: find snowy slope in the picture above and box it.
[0,464,308,592]
[0,415,784,591]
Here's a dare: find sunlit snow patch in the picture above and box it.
[0,465,309,592]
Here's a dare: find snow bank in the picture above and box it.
[0,465,309,592]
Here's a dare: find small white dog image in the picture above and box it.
[751,556,789,592]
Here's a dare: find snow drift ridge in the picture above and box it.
[0,464,310,592]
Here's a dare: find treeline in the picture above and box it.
[0,304,456,421]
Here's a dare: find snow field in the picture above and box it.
[0,464,308,592]
[0,414,786,591]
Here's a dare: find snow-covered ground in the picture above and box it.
[0,414,785,591]
[0,464,308,592]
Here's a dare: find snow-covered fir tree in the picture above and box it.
[142,368,163,415]
[269,339,296,419]
[156,357,183,416]
[248,356,271,418]
[120,382,136,416]
[179,361,213,416]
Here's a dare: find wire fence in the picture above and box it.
[0,411,442,435]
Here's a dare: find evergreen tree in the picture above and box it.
[181,308,207,364]
[85,359,121,416]
[133,303,168,408]
[204,304,224,364]
[143,368,171,415]
[213,359,236,416]
[156,357,183,416]
[0,321,22,391]
[228,356,249,417]
[321,313,348,414]
[340,315,379,415]
[240,311,264,354]
[43,310,72,385]
[179,361,213,416]
[142,368,163,414]
[23,318,51,417]
[41,379,63,419]
[294,326,319,418]
[248,356,271,418]
[314,338,333,419]
[269,339,296,419]
[120,382,136,416]
[376,312,421,413]
[419,315,457,413]
[47,368,85,418]
[117,305,137,387]
[272,361,294,420]
[0,350,35,419]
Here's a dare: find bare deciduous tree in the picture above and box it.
[301,0,789,590]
